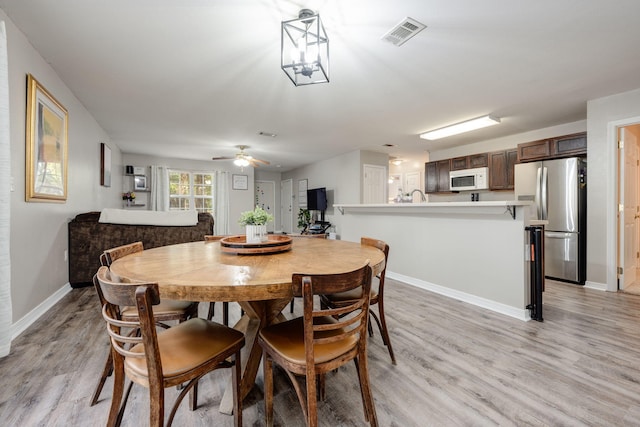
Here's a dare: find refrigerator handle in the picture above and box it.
[535,167,543,219]
[541,166,548,220]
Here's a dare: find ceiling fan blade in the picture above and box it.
[252,158,270,165]
[212,156,233,160]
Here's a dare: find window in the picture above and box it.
[168,170,215,213]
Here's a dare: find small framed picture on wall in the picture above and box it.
[232,174,248,190]
[134,175,147,190]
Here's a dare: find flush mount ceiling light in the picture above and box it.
[390,159,404,166]
[281,9,329,86]
[420,115,501,140]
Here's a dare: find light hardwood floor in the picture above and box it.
[2,279,640,426]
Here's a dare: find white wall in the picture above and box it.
[587,87,640,290]
[123,153,255,235]
[2,10,121,323]
[282,150,386,237]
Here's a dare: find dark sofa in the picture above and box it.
[68,211,214,287]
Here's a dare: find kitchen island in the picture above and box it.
[334,201,534,320]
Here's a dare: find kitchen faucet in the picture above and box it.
[410,188,427,202]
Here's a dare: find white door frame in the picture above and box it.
[607,116,640,292]
[280,178,293,233]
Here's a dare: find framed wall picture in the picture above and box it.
[134,175,147,190]
[25,74,68,202]
[100,142,111,187]
[232,174,248,190]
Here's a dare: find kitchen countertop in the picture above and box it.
[333,201,533,219]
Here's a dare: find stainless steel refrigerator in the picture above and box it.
[514,157,587,284]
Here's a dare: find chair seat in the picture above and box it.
[126,318,245,378]
[121,299,196,319]
[259,316,358,365]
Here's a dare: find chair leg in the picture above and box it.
[207,302,215,321]
[149,382,165,427]
[373,301,396,365]
[107,351,125,427]
[356,353,379,427]
[289,298,295,313]
[189,381,198,411]
[90,347,113,406]
[263,354,274,427]
[223,302,229,326]
[305,367,318,427]
[233,350,242,427]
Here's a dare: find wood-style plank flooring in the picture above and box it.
[1,279,640,426]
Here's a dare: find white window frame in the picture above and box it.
[168,169,215,213]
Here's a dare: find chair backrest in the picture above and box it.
[103,241,144,266]
[292,262,372,367]
[361,237,389,291]
[204,235,225,242]
[95,266,163,382]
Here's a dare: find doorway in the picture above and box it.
[617,123,640,294]
[280,179,293,234]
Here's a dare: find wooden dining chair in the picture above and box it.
[95,266,245,427]
[258,263,378,427]
[320,237,395,364]
[288,233,328,314]
[90,242,199,407]
[203,235,230,325]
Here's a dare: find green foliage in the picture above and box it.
[297,208,311,230]
[238,205,274,226]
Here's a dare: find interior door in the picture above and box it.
[280,179,293,234]
[363,164,387,204]
[619,127,639,289]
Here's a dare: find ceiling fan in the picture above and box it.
[212,145,270,168]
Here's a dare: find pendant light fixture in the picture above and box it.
[281,9,329,86]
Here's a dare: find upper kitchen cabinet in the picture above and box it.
[450,153,488,171]
[517,132,586,162]
[425,159,451,193]
[489,149,518,190]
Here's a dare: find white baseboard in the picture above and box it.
[386,271,531,321]
[11,283,72,340]
[584,281,607,291]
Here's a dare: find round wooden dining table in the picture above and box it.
[109,236,385,414]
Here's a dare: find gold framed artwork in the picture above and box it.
[25,74,68,202]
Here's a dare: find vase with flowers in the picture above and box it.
[122,191,136,206]
[238,205,274,243]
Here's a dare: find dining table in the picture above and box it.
[108,236,386,414]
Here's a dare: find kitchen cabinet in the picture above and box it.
[489,149,518,190]
[425,159,451,193]
[450,153,488,171]
[517,132,586,162]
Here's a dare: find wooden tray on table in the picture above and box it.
[219,235,293,255]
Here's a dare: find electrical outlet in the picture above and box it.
[64,250,68,262]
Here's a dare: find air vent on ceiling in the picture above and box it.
[381,17,427,47]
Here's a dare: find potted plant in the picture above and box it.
[238,205,274,243]
[297,208,311,233]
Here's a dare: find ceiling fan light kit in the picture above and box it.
[420,115,501,140]
[212,145,270,169]
[281,9,329,86]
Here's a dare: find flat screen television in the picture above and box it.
[307,187,327,211]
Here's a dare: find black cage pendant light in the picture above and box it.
[281,9,329,86]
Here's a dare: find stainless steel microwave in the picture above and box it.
[449,167,489,191]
